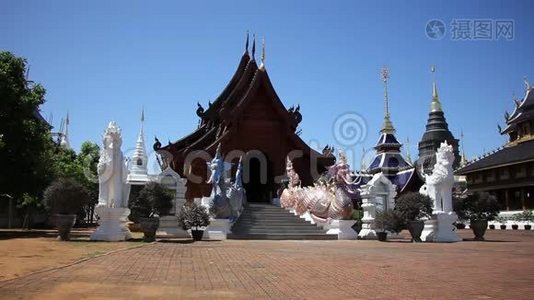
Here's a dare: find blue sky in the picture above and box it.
[1,0,533,172]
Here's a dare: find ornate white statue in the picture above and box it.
[207,144,225,197]
[420,141,454,213]
[227,156,246,218]
[97,121,130,208]
[91,121,132,241]
[419,141,461,242]
[205,144,246,219]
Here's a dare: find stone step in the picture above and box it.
[235,217,311,222]
[233,222,317,227]
[229,203,332,240]
[228,233,337,240]
[232,226,324,232]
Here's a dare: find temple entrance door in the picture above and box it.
[243,153,272,203]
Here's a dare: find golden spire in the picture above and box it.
[405,137,412,164]
[430,65,443,112]
[360,147,367,171]
[380,66,395,134]
[460,130,467,167]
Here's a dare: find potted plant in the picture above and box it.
[456,192,500,241]
[43,178,90,241]
[394,192,433,242]
[129,182,174,242]
[178,202,210,241]
[489,224,496,230]
[495,215,507,230]
[350,209,363,235]
[523,210,533,230]
[515,210,533,230]
[373,209,404,242]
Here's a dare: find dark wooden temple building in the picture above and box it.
[155,36,334,202]
[456,82,534,211]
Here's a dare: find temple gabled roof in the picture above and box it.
[158,36,321,159]
[502,87,534,134]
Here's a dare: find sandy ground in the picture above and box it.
[0,229,143,281]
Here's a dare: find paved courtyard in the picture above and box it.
[1,230,533,299]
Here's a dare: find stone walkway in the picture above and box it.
[1,230,534,299]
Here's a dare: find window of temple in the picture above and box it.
[510,132,517,142]
[475,173,483,183]
[161,175,176,189]
[466,175,473,184]
[486,170,495,182]
[137,158,143,166]
[499,168,510,180]
[516,165,526,178]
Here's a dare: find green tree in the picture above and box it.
[76,141,100,223]
[0,51,54,222]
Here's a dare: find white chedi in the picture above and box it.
[97,121,130,208]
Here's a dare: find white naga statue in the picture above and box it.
[97,121,130,208]
[421,141,455,213]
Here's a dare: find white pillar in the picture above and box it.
[358,186,378,239]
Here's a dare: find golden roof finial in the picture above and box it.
[260,36,266,69]
[245,31,249,53]
[380,66,395,134]
[525,76,532,91]
[251,34,256,59]
[430,65,442,112]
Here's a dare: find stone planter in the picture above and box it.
[470,219,488,241]
[191,229,204,241]
[407,220,425,243]
[525,224,532,230]
[54,214,77,241]
[376,231,387,242]
[139,217,160,242]
[500,224,507,230]
[489,224,495,230]
[512,224,519,230]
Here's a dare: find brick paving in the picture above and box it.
[1,230,534,299]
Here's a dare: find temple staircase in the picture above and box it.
[228,203,336,240]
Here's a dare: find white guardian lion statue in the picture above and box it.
[97,121,130,208]
[420,141,455,213]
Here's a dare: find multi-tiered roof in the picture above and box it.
[417,67,460,174]
[458,81,534,174]
[155,34,334,199]
[357,67,421,194]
